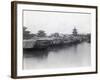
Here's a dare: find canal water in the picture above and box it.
[23,42,91,69]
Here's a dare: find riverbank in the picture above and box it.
[23,35,90,49]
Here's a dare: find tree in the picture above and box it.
[23,26,35,39]
[86,33,91,42]
[37,30,46,37]
[52,33,60,37]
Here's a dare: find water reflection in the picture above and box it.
[23,42,91,69]
[24,49,49,59]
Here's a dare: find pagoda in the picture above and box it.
[72,27,78,36]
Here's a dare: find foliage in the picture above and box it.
[23,26,35,39]
[37,30,46,37]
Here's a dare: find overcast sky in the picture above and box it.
[23,10,91,35]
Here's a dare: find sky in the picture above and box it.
[23,10,91,35]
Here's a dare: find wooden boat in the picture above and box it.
[23,37,53,49]
[23,39,36,49]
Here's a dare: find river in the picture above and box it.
[23,42,91,69]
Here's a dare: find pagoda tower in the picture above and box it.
[72,27,78,36]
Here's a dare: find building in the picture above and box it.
[72,27,78,36]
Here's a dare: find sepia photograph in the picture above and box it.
[11,1,97,78]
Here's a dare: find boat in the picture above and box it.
[23,39,36,50]
[23,37,53,50]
